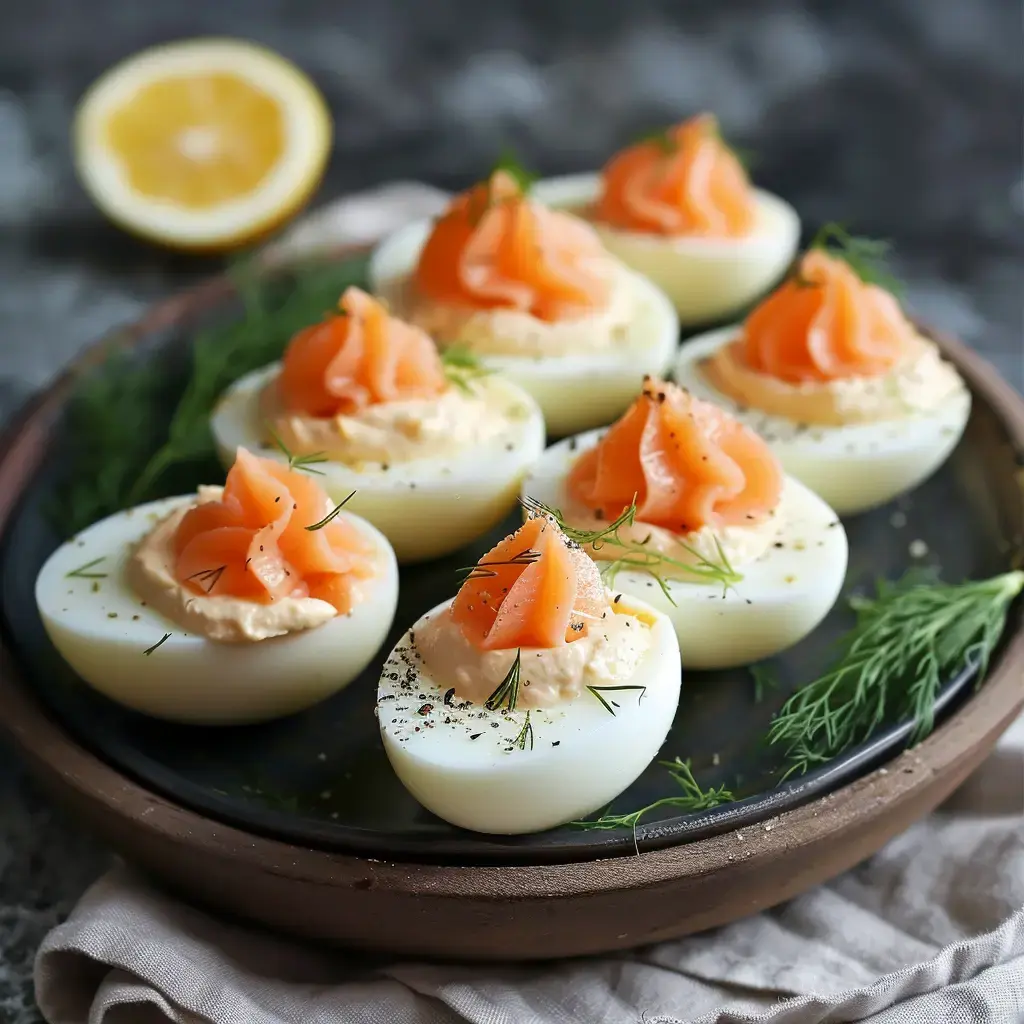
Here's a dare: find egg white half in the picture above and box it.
[377,596,681,834]
[531,172,800,327]
[523,430,848,669]
[367,218,680,437]
[672,327,973,515]
[211,367,546,563]
[35,496,399,725]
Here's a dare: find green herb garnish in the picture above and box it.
[143,632,172,656]
[57,255,368,538]
[767,569,1024,780]
[484,649,522,712]
[65,557,108,580]
[520,495,742,601]
[458,547,541,580]
[491,148,538,193]
[440,345,493,394]
[586,684,647,716]
[186,565,227,594]
[571,758,735,832]
[635,126,677,154]
[800,222,902,294]
[513,710,534,751]
[305,491,356,532]
[635,117,756,170]
[267,426,328,476]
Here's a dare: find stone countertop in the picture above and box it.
[0,1,1020,1019]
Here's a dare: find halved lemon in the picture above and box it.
[74,38,332,251]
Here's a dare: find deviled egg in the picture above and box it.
[368,169,679,437]
[672,237,972,514]
[212,286,545,563]
[523,378,848,669]
[532,114,800,326]
[377,511,681,834]
[35,448,399,724]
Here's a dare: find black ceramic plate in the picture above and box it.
[0,256,1011,866]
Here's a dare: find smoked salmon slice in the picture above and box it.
[596,114,756,238]
[414,169,613,322]
[450,514,607,651]
[174,447,375,612]
[277,286,446,417]
[568,378,782,532]
[742,249,917,383]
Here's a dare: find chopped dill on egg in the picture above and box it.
[491,148,538,193]
[267,425,329,476]
[458,547,542,581]
[65,557,108,580]
[185,565,227,594]
[520,495,743,602]
[799,222,903,295]
[440,345,493,394]
[635,118,756,170]
[143,632,172,656]
[635,126,677,154]
[305,491,357,531]
[513,710,534,751]
[586,684,647,716]
[484,649,522,712]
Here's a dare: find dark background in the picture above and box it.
[0,1,1020,1018]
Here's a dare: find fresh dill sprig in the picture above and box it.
[570,757,735,832]
[491,148,538,193]
[767,569,1024,780]
[520,495,742,601]
[266,426,328,476]
[522,494,637,548]
[634,118,756,170]
[513,710,534,751]
[586,684,647,716]
[65,557,108,580]
[484,649,522,712]
[635,126,677,154]
[703,118,757,172]
[440,345,493,394]
[186,565,227,594]
[305,492,357,532]
[802,222,902,295]
[57,254,369,538]
[458,547,542,580]
[143,632,172,656]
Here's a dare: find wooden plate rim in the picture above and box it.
[1,252,1022,901]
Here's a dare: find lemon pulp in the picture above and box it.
[103,72,286,209]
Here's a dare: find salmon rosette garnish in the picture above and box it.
[521,377,849,669]
[671,228,972,515]
[367,167,681,437]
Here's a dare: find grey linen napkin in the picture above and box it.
[33,185,1024,1024]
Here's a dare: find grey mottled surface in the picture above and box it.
[0,1,1021,1019]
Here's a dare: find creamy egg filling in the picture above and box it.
[394,263,639,359]
[574,510,777,576]
[702,333,966,427]
[128,486,352,643]
[559,477,815,578]
[261,377,525,466]
[413,600,652,710]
